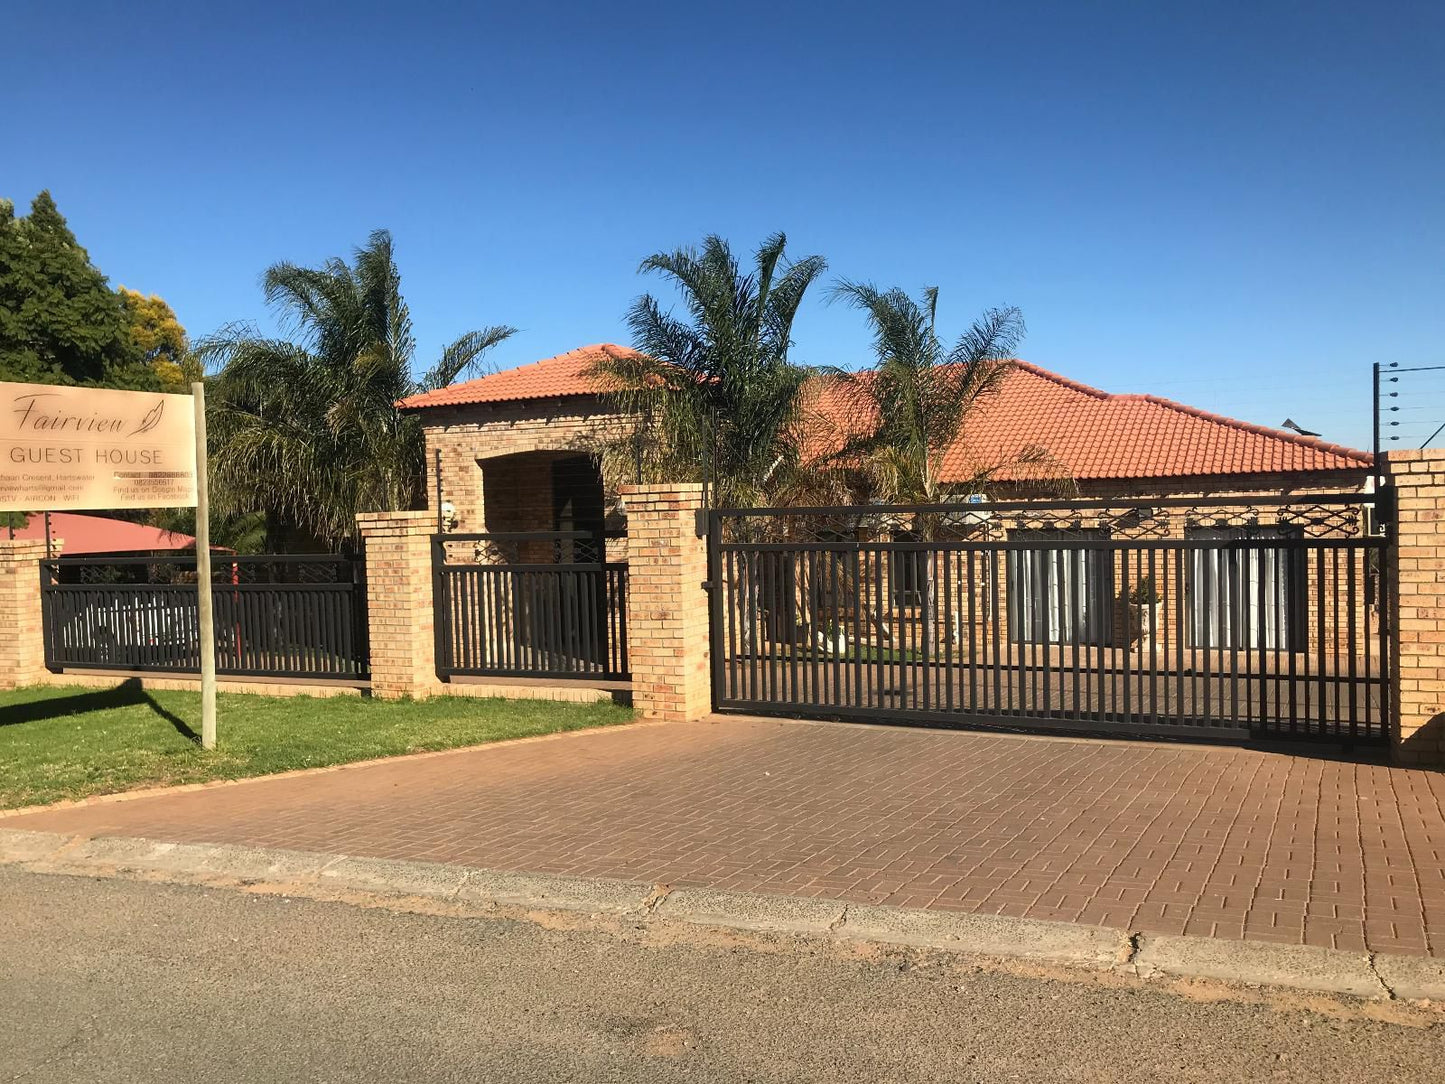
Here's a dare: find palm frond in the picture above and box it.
[422,325,518,391]
[205,230,513,548]
[829,287,1054,514]
[596,232,825,505]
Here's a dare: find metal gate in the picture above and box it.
[41,554,369,681]
[707,496,1389,744]
[433,530,629,681]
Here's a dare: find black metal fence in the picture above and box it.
[40,554,369,681]
[708,496,1388,744]
[433,531,629,681]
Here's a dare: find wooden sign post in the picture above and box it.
[191,382,216,749]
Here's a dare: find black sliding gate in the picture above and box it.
[708,497,1389,745]
[433,530,629,681]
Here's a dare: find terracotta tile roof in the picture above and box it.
[400,344,1371,480]
[397,344,643,409]
[10,513,198,555]
[804,361,1370,481]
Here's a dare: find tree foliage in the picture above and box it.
[200,229,515,549]
[150,506,268,555]
[588,232,828,510]
[0,192,157,389]
[119,287,198,391]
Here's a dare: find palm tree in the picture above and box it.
[588,232,827,510]
[826,283,1071,647]
[200,230,514,549]
[588,233,827,654]
[825,282,1032,508]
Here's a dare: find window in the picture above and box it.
[1186,526,1304,650]
[889,532,927,607]
[1006,529,1113,645]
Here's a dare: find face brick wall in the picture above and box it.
[1385,449,1445,765]
[621,483,710,721]
[0,539,50,690]
[420,397,631,533]
[355,510,437,699]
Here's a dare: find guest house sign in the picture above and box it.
[0,381,198,511]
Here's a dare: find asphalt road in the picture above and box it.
[1,867,1440,1083]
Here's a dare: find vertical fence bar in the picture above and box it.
[726,547,739,702]
[1255,540,1267,733]
[1174,544,1187,728]
[1329,544,1342,735]
[1316,546,1328,736]
[1376,537,1388,738]
[1227,545,1240,727]
[1147,547,1158,721]
[965,550,978,712]
[788,551,801,706]
[1115,546,1127,725]
[431,541,448,679]
[992,549,1005,715]
[830,548,843,709]
[852,548,865,710]
[1348,546,1359,740]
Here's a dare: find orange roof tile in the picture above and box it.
[398,344,643,409]
[401,345,1370,481]
[805,361,1370,481]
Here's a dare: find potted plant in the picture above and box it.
[1129,575,1162,643]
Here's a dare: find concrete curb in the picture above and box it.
[1130,933,1385,999]
[841,903,1130,968]
[3,827,1440,1003]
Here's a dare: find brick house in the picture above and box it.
[402,343,1375,662]
[401,342,1372,526]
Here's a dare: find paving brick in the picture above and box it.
[8,718,1445,957]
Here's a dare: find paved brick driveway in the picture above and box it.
[9,718,1445,957]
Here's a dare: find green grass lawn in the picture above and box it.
[0,682,633,811]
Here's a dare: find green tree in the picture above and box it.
[0,192,156,388]
[119,287,199,391]
[200,229,515,549]
[150,506,268,554]
[588,232,828,510]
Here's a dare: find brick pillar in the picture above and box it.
[0,538,50,691]
[1385,450,1445,766]
[356,510,438,700]
[622,483,711,721]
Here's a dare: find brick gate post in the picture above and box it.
[0,538,51,691]
[356,510,439,700]
[1385,449,1445,766]
[621,483,711,721]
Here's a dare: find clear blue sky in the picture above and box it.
[5,1,1442,451]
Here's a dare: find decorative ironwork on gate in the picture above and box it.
[707,495,1388,744]
[432,530,629,681]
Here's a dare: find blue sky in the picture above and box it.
[5,1,1442,451]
